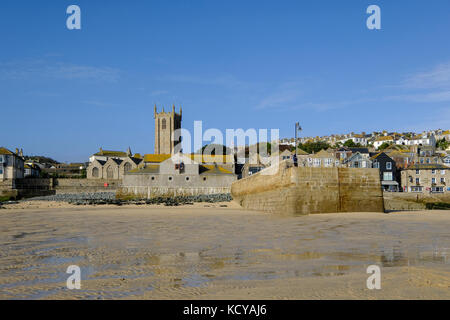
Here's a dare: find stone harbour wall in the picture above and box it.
[231,161,384,215]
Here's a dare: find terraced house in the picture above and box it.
[401,164,450,193]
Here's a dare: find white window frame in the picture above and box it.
[383,172,393,181]
[386,162,392,170]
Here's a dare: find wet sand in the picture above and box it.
[0,202,449,299]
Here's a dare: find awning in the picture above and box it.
[381,181,399,186]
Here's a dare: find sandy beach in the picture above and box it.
[0,201,449,299]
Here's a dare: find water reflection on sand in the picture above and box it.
[0,207,449,299]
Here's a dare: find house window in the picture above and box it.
[0,168,3,174]
[411,186,423,193]
[373,162,379,169]
[416,169,420,175]
[441,177,445,184]
[92,167,99,178]
[0,156,3,162]
[416,178,420,184]
[426,158,430,164]
[432,178,436,184]
[386,162,392,170]
[354,161,359,168]
[431,186,444,193]
[445,159,450,164]
[441,170,446,175]
[431,169,436,174]
[383,172,393,181]
[420,159,424,164]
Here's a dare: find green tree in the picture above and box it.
[377,142,392,150]
[343,139,363,148]
[436,138,450,150]
[297,141,330,154]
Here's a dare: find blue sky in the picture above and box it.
[1,0,450,162]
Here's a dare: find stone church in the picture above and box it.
[87,105,237,197]
[117,105,237,198]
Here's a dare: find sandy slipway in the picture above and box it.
[23,192,233,206]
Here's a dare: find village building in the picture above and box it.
[120,153,237,197]
[344,152,372,168]
[306,150,340,167]
[24,162,41,177]
[374,136,394,149]
[0,147,24,181]
[87,156,143,180]
[371,152,399,191]
[401,163,450,193]
[339,134,368,146]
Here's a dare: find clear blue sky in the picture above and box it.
[1,0,450,162]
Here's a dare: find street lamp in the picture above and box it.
[295,122,302,156]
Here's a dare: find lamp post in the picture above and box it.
[295,122,302,156]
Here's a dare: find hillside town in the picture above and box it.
[1,109,450,199]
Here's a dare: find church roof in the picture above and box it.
[110,158,123,165]
[94,149,128,157]
[127,165,160,174]
[129,157,143,165]
[200,165,234,175]
[144,154,172,163]
[96,159,106,166]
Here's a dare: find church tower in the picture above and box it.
[154,104,182,154]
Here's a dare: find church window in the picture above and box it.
[162,118,166,130]
[92,167,99,178]
[107,166,114,179]
[124,162,132,172]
